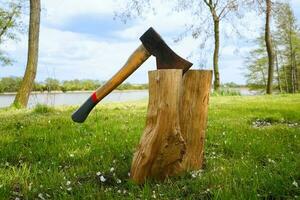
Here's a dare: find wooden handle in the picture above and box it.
[72,44,150,123]
[94,44,150,101]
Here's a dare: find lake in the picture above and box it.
[0,90,149,108]
[0,88,260,108]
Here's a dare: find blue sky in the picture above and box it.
[1,0,300,84]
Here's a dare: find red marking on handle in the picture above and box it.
[91,92,99,103]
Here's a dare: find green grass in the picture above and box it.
[0,95,299,199]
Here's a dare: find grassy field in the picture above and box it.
[0,95,299,199]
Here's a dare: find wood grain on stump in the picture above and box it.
[180,70,212,171]
[130,69,212,184]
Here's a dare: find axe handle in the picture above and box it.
[72,44,151,123]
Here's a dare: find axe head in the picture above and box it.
[140,27,193,72]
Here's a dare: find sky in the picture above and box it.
[1,0,300,84]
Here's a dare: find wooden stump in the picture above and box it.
[130,69,212,184]
[180,70,212,171]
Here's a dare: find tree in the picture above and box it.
[116,0,244,91]
[245,36,268,89]
[274,2,300,93]
[13,0,40,107]
[0,76,22,93]
[0,0,22,65]
[44,78,60,91]
[202,0,239,91]
[265,0,275,94]
[245,2,300,94]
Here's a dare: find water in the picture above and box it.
[237,88,261,96]
[0,88,261,108]
[0,90,149,108]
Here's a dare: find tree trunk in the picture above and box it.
[180,70,212,170]
[292,53,296,93]
[261,65,267,87]
[213,19,220,91]
[13,0,40,107]
[275,50,282,92]
[130,69,212,184]
[265,0,275,94]
[283,64,289,92]
[288,20,295,93]
[296,58,299,92]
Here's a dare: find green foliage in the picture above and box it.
[211,86,241,96]
[61,79,101,92]
[33,103,54,114]
[0,95,299,199]
[273,2,300,93]
[117,82,148,90]
[223,82,242,88]
[245,36,268,90]
[0,76,22,93]
[0,0,23,66]
[44,78,60,91]
[33,81,44,92]
[244,2,300,93]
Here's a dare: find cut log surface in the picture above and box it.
[130,70,186,184]
[130,69,212,184]
[180,70,212,170]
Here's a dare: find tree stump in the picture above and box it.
[130,69,212,184]
[180,70,212,171]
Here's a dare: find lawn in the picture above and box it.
[0,95,299,199]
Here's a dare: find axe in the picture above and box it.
[72,27,193,123]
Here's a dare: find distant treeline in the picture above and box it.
[0,77,148,93]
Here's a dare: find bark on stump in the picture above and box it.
[130,69,212,184]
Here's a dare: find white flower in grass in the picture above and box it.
[38,193,45,200]
[100,175,106,182]
[293,180,298,188]
[66,181,71,186]
[69,154,74,157]
[15,198,20,200]
[268,158,275,164]
[110,167,115,172]
[28,182,33,191]
[117,190,121,193]
[116,179,122,184]
[67,187,72,191]
[96,171,101,176]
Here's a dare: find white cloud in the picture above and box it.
[37,26,147,81]
[42,0,118,26]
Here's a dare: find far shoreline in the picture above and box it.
[0,89,148,95]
